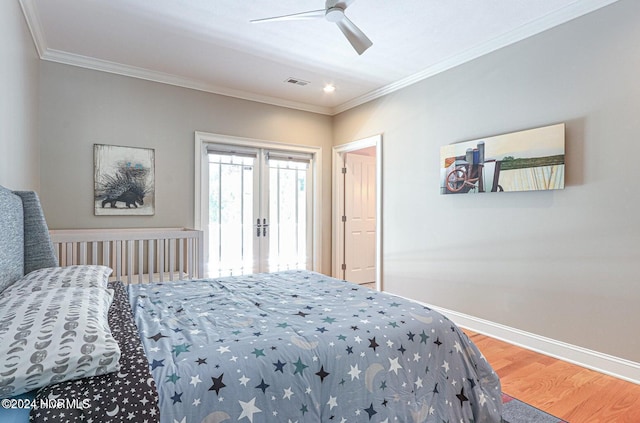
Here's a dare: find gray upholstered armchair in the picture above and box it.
[0,185,58,293]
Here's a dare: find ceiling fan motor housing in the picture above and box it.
[325,7,345,22]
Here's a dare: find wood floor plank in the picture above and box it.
[465,330,640,422]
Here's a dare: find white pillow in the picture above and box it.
[0,287,121,398]
[5,265,113,295]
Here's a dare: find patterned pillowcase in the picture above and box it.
[0,287,121,398]
[5,265,113,294]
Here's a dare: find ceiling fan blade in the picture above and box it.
[251,9,325,23]
[336,16,372,55]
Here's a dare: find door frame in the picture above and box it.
[194,131,323,275]
[332,134,383,290]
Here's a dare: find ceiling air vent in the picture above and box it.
[285,77,310,87]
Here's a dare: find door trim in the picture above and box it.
[332,134,383,290]
[194,131,322,275]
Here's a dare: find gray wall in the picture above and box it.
[0,0,40,190]
[38,63,333,272]
[17,0,640,363]
[333,0,640,362]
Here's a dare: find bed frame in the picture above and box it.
[1,186,504,423]
[0,186,58,291]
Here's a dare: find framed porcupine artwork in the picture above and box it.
[94,144,155,216]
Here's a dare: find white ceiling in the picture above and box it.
[20,0,619,115]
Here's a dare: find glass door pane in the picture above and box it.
[206,149,313,277]
[208,153,255,276]
[267,159,310,272]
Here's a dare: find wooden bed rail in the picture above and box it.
[49,228,204,284]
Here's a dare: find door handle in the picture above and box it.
[256,218,261,237]
[262,218,268,237]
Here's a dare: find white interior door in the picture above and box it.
[207,147,313,277]
[344,152,376,284]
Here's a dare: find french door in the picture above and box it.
[206,145,313,277]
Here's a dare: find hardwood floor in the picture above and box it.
[465,330,640,422]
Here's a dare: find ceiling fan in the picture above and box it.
[250,0,373,55]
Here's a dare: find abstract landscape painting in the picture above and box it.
[94,144,155,215]
[440,123,565,194]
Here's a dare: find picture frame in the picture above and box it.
[94,144,155,215]
[440,123,565,194]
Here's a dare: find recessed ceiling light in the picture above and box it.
[323,84,336,93]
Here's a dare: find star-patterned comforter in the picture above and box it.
[128,270,502,423]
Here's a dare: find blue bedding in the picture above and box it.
[0,391,35,423]
[128,270,502,422]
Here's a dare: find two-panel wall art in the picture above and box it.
[94,144,155,215]
[440,123,565,194]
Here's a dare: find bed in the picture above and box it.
[0,186,503,423]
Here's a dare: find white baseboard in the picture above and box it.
[422,303,640,385]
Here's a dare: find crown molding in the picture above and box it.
[331,0,621,115]
[19,0,332,115]
[20,0,619,117]
[19,0,46,57]
[40,49,334,115]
